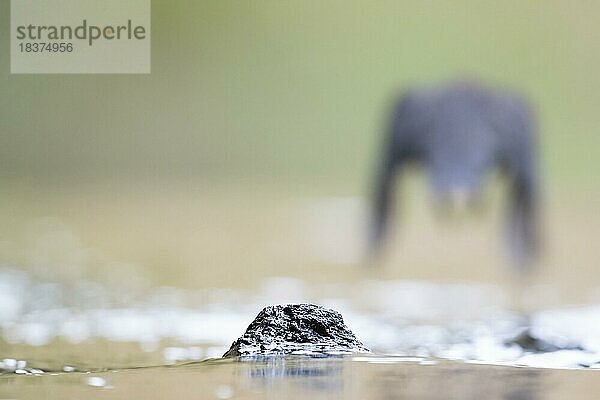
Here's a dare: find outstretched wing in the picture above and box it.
[367,92,424,261]
[493,94,539,267]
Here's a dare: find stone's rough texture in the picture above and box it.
[223,304,370,357]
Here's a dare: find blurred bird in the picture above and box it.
[369,79,539,267]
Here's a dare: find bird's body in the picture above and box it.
[370,79,539,266]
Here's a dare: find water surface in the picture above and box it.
[3,355,600,400]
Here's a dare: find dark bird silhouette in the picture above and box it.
[369,79,539,267]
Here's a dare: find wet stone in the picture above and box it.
[506,328,585,353]
[223,304,370,357]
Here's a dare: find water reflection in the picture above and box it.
[232,356,542,399]
[238,356,345,392]
[0,356,560,400]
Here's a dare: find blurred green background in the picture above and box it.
[1,0,599,303]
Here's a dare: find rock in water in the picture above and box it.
[223,304,369,357]
[506,328,585,353]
